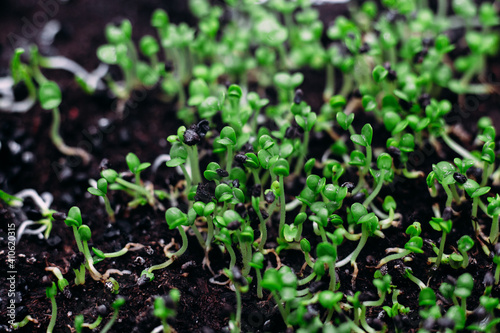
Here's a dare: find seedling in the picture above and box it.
[429,211,453,269]
[487,194,500,244]
[45,266,70,299]
[100,297,126,333]
[46,282,57,333]
[225,267,249,332]
[153,289,180,333]
[87,178,115,222]
[140,207,191,283]
[376,222,424,268]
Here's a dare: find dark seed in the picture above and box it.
[235,203,247,217]
[251,184,261,197]
[260,209,269,220]
[418,93,431,108]
[183,129,201,146]
[265,191,275,203]
[216,168,229,177]
[97,304,108,316]
[13,81,29,101]
[370,318,384,331]
[196,119,210,137]
[227,221,241,230]
[164,61,174,72]
[232,179,240,188]
[70,252,85,269]
[234,154,248,164]
[387,69,397,81]
[453,172,467,184]
[472,306,487,322]
[483,272,495,286]
[437,317,455,329]
[359,42,370,54]
[442,207,453,221]
[294,89,303,104]
[309,281,326,293]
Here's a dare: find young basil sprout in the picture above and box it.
[487,194,500,244]
[153,289,180,333]
[87,178,115,223]
[429,211,453,269]
[403,267,427,290]
[45,266,70,299]
[100,297,126,333]
[215,126,237,173]
[74,306,105,333]
[463,178,490,232]
[428,161,461,207]
[101,167,156,208]
[225,266,249,332]
[273,158,290,240]
[140,207,190,284]
[336,203,379,284]
[46,282,58,333]
[364,153,393,207]
[456,235,474,269]
[261,266,297,329]
[39,80,91,164]
[454,273,474,312]
[10,315,38,330]
[249,252,265,298]
[494,244,500,285]
[376,221,424,268]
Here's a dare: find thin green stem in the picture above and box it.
[100,310,119,333]
[376,249,411,268]
[148,227,188,273]
[434,230,448,269]
[279,175,286,240]
[46,296,57,333]
[441,132,480,163]
[363,170,387,207]
[490,214,499,244]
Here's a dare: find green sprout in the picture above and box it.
[487,194,500,244]
[153,290,180,333]
[429,210,453,269]
[225,266,249,332]
[100,297,126,333]
[45,282,57,333]
[140,207,190,284]
[87,178,115,223]
[376,222,424,268]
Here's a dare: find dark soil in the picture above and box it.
[0,1,499,333]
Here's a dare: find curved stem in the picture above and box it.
[51,108,91,164]
[376,249,411,268]
[363,170,387,207]
[46,296,57,333]
[148,227,188,273]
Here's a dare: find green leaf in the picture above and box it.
[39,81,62,110]
[372,65,388,82]
[87,187,105,197]
[165,207,188,229]
[336,112,354,130]
[126,152,141,173]
[78,225,92,242]
[97,45,118,64]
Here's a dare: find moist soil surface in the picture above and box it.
[1,1,500,332]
